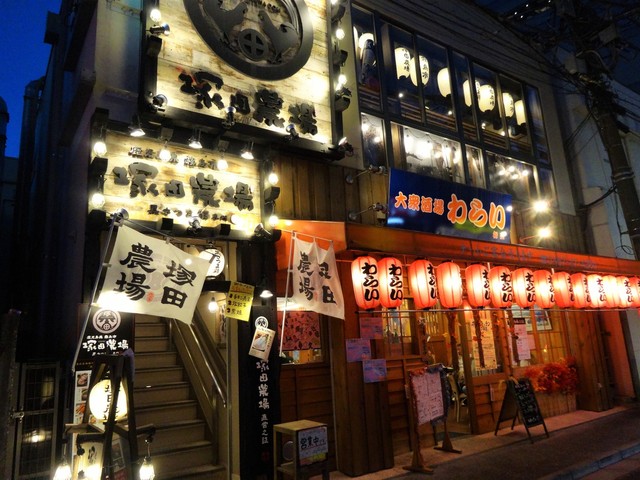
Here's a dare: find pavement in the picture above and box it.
[317,403,640,479]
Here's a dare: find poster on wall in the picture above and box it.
[225,282,255,321]
[387,168,512,242]
[346,338,372,362]
[407,365,446,425]
[359,317,384,339]
[513,317,531,361]
[249,325,275,361]
[363,359,387,383]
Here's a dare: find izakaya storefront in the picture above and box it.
[276,220,640,476]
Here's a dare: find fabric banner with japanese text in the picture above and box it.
[97,225,209,324]
[291,235,345,320]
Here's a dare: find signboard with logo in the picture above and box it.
[153,0,332,144]
[76,306,134,370]
[98,131,261,231]
[387,168,512,243]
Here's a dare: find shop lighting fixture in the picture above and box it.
[254,223,273,240]
[263,186,281,203]
[345,164,387,184]
[222,105,236,129]
[189,129,202,149]
[217,153,229,171]
[348,202,387,221]
[240,142,254,160]
[149,3,162,23]
[520,227,552,244]
[93,136,107,157]
[158,141,171,161]
[285,123,299,141]
[331,136,354,156]
[335,23,345,40]
[129,115,145,137]
[149,23,170,36]
[139,433,156,480]
[187,218,202,235]
[151,93,168,112]
[53,442,71,480]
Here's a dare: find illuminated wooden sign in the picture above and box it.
[154,0,332,144]
[93,131,261,232]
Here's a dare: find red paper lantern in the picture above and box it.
[587,274,607,308]
[488,266,513,308]
[570,273,591,309]
[552,271,575,308]
[436,261,463,309]
[602,275,619,309]
[512,268,536,309]
[617,276,634,308]
[409,259,438,310]
[378,257,404,309]
[351,256,380,310]
[465,264,491,308]
[533,270,555,309]
[628,277,640,308]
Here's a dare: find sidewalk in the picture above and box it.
[319,404,640,479]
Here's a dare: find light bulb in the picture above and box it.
[268,214,279,227]
[93,140,107,156]
[335,26,345,40]
[217,158,228,170]
[150,8,162,23]
[268,172,279,185]
[139,457,155,480]
[91,192,106,209]
[159,146,171,161]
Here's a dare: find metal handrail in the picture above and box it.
[170,319,227,409]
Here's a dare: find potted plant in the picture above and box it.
[524,356,578,416]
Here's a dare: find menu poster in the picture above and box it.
[363,359,387,383]
[74,370,91,424]
[249,326,275,361]
[513,318,531,360]
[226,282,255,321]
[359,317,384,339]
[346,338,372,362]
[408,366,445,426]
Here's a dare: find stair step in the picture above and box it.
[135,352,178,369]
[137,419,207,452]
[136,366,184,385]
[135,314,165,324]
[136,400,199,426]
[151,441,215,476]
[134,382,192,406]
[136,337,170,353]
[156,463,226,480]
[136,322,168,337]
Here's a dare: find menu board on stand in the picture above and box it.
[403,363,460,474]
[494,377,549,443]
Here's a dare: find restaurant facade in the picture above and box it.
[6,0,640,478]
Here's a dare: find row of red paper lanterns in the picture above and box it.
[351,256,640,311]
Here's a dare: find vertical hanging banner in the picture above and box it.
[97,225,209,324]
[291,234,345,319]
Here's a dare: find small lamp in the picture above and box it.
[241,142,254,160]
[129,115,145,137]
[189,129,202,149]
[139,435,156,480]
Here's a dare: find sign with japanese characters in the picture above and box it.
[298,425,328,465]
[387,168,512,242]
[363,358,387,383]
[290,234,345,319]
[226,281,255,321]
[97,226,209,323]
[98,132,261,232]
[346,338,372,362]
[154,0,332,144]
[76,307,134,369]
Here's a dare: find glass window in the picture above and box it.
[466,145,486,188]
[499,75,531,155]
[361,113,387,167]
[383,24,421,122]
[353,6,381,111]
[399,125,465,184]
[538,168,558,207]
[526,86,551,165]
[472,64,507,150]
[417,36,456,131]
[487,152,537,201]
[452,52,478,141]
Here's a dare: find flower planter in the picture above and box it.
[535,392,577,418]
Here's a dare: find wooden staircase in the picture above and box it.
[134,315,225,480]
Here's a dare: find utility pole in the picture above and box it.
[562,1,640,258]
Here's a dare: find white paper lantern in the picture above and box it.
[395,47,412,79]
[89,379,128,422]
[437,68,451,97]
[478,84,495,112]
[410,55,430,87]
[515,100,526,125]
[198,248,226,277]
[502,92,515,117]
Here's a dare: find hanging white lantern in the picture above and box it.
[198,248,226,278]
[515,100,526,125]
[462,80,473,106]
[502,92,515,117]
[409,55,429,87]
[437,68,451,97]
[394,47,412,79]
[477,84,495,112]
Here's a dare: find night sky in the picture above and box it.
[0,0,61,158]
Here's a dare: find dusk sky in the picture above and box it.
[0,0,61,158]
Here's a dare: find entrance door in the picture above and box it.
[11,363,60,480]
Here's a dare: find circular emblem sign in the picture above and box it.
[183,0,314,81]
[255,316,269,328]
[92,309,122,334]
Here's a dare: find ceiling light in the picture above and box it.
[150,7,162,23]
[241,142,254,160]
[129,115,145,137]
[150,23,170,36]
[189,129,202,149]
[158,141,171,161]
[93,139,107,157]
[222,105,236,129]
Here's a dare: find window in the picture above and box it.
[352,6,556,205]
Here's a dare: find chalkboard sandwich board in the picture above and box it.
[494,377,549,443]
